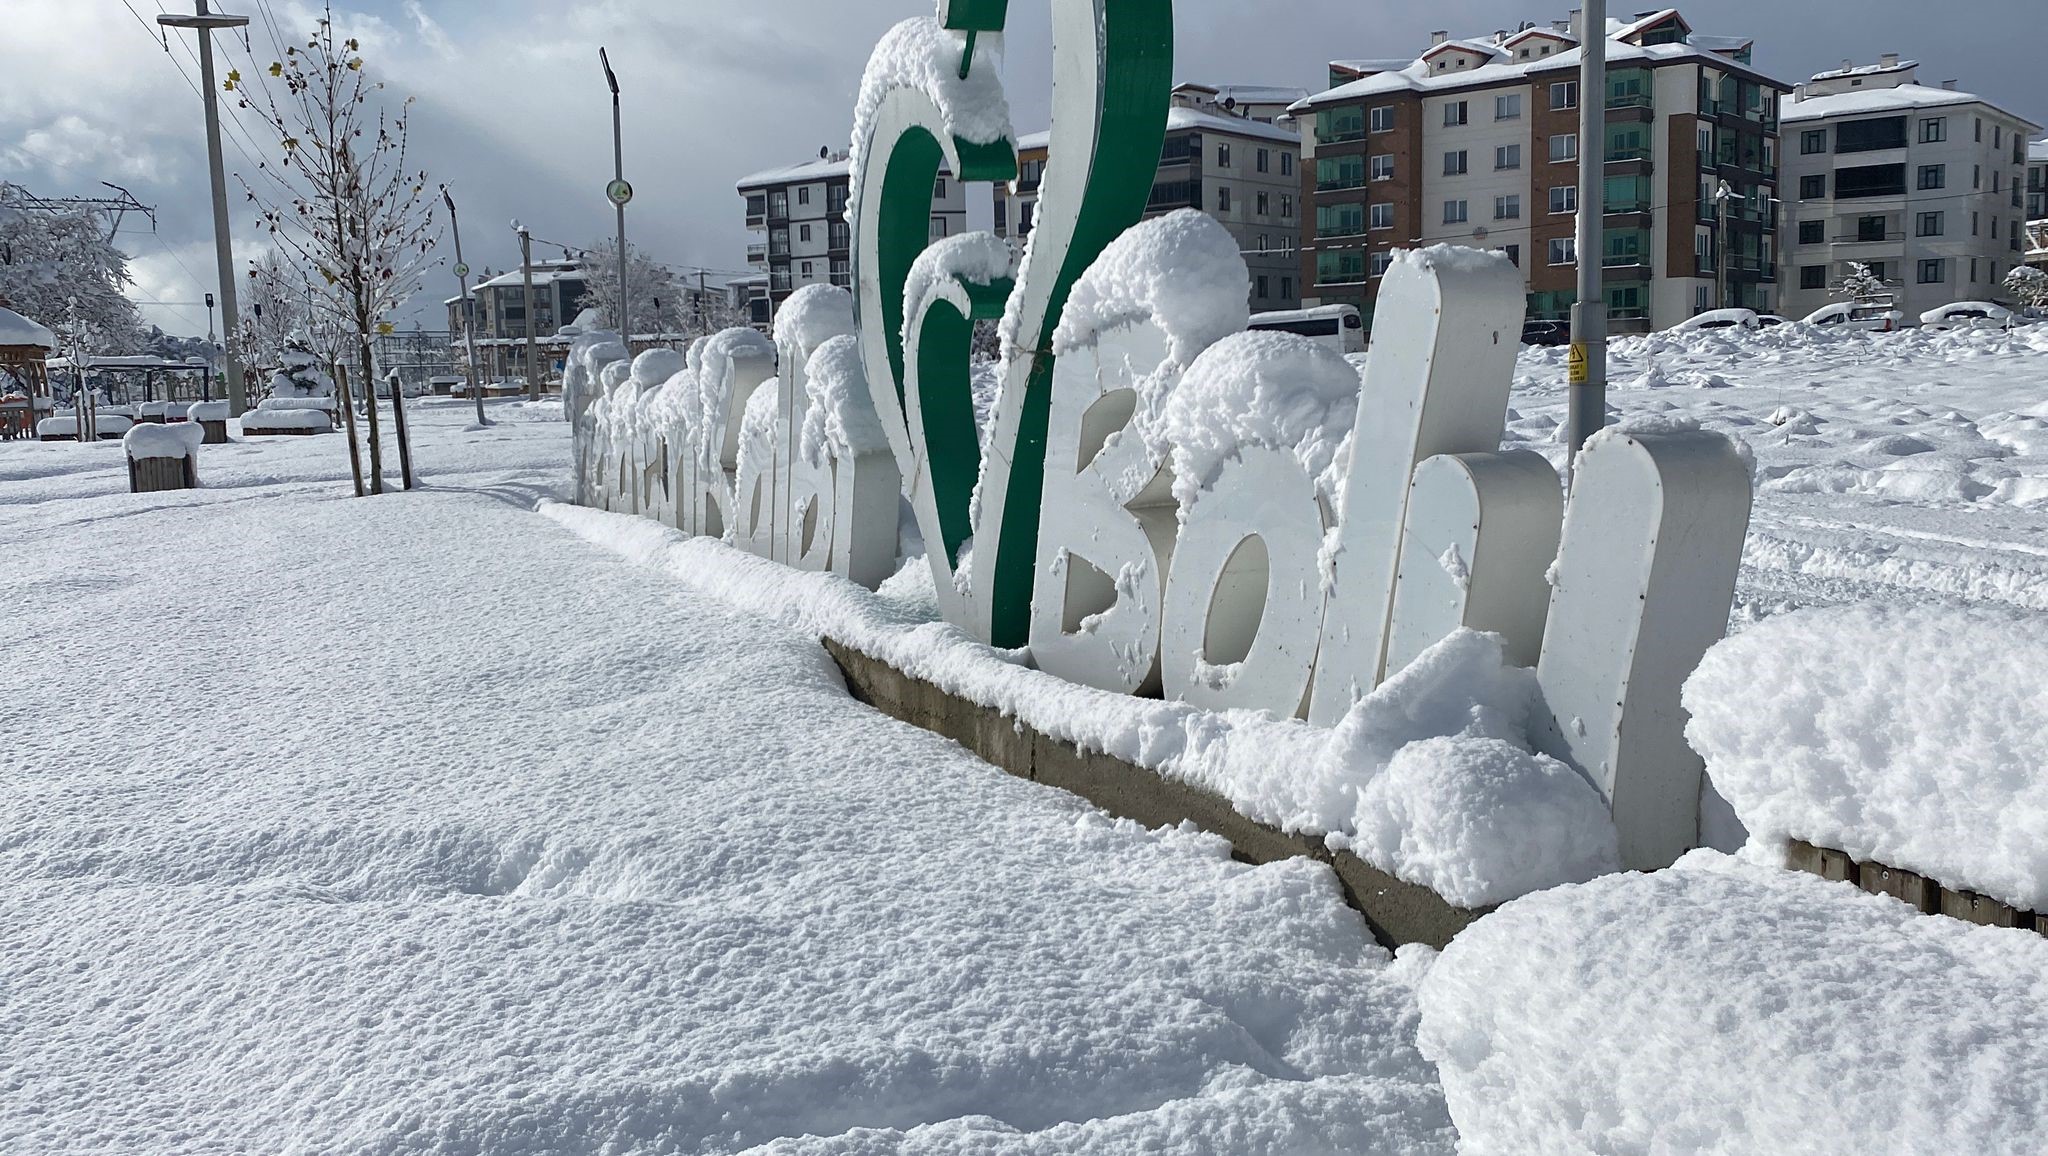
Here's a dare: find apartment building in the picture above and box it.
[1778,58,2040,319]
[994,83,1309,311]
[737,153,969,314]
[1292,9,1789,334]
[443,259,590,381]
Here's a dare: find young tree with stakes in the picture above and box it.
[228,9,437,495]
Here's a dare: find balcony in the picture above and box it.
[1316,174,1369,193]
[1605,145,1653,164]
[1602,257,1652,281]
[1831,230,1902,245]
[1605,95,1653,123]
[1604,198,1652,220]
[746,243,768,265]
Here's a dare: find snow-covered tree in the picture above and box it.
[2004,265,2048,310]
[229,7,438,494]
[1832,262,1891,301]
[0,183,146,353]
[576,238,683,336]
[233,250,311,377]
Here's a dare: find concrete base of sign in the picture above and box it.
[822,638,1485,950]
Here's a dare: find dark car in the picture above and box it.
[1521,319,1571,346]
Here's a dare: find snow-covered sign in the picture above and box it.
[574,0,1756,871]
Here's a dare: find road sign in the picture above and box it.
[606,179,634,207]
[453,262,470,279]
[1567,342,1589,385]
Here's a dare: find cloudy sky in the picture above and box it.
[6,0,2046,336]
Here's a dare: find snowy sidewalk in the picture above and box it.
[0,406,1452,1153]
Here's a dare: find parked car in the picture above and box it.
[1801,301,1904,332]
[1757,314,1788,327]
[1521,319,1571,346]
[1919,301,2020,331]
[1674,308,1760,333]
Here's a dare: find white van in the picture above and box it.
[1919,301,2019,331]
[1249,305,1367,355]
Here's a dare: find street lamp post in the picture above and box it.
[600,48,633,341]
[441,187,487,426]
[204,291,218,402]
[157,2,252,418]
[515,220,542,403]
[1566,0,1608,477]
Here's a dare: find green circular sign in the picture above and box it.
[606,179,634,207]
[453,262,471,279]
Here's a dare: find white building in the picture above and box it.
[737,153,968,318]
[1779,57,2039,319]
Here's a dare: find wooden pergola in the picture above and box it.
[0,306,56,442]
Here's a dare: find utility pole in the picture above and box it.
[515,221,542,402]
[442,188,486,426]
[1714,179,1735,314]
[600,48,633,341]
[204,291,218,402]
[158,2,252,418]
[1566,0,1608,475]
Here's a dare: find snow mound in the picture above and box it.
[1685,602,2048,910]
[774,283,857,362]
[630,348,686,392]
[801,334,890,466]
[186,401,229,422]
[122,421,203,464]
[1418,852,2048,1155]
[1052,208,1250,365]
[847,15,1014,228]
[1350,739,1618,909]
[1164,330,1362,507]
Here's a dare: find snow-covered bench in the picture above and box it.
[241,406,333,437]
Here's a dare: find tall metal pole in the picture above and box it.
[442,188,486,426]
[601,49,633,342]
[517,223,541,402]
[1566,0,1608,476]
[158,3,252,418]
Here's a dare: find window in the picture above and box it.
[1496,93,1521,119]
[929,215,948,240]
[1551,81,1578,110]
[1997,125,2004,149]
[1318,106,1366,144]
[798,186,812,206]
[1503,244,1520,266]
[1370,250,1395,278]
[1918,258,1945,284]
[1444,150,1469,176]
[1975,164,1982,190]
[829,221,850,249]
[1856,215,1886,242]
[1280,194,1294,219]
[801,260,814,279]
[933,177,947,199]
[1800,129,1828,155]
[1972,256,1980,282]
[830,258,850,288]
[1317,155,1367,190]
[1835,116,1906,153]
[1215,185,1232,212]
[1317,249,1367,284]
[1281,277,1293,299]
[1256,148,1270,173]
[1255,234,1270,253]
[1917,211,1944,237]
[1257,275,1270,299]
[1444,199,1469,224]
[1370,154,1395,181]
[746,193,767,219]
[768,190,789,218]
[1370,202,1394,230]
[1798,220,1824,244]
[829,184,850,213]
[1550,133,1578,163]
[2015,219,2024,251]
[1799,174,1826,199]
[1317,203,1366,237]
[1443,100,1469,129]
[1218,143,1232,168]
[1867,261,1887,283]
[1370,106,1396,133]
[1494,194,1521,220]
[1920,117,1947,143]
[1973,211,1980,235]
[799,224,812,243]
[1281,153,1295,177]
[1255,192,1270,216]
[1835,163,1905,198]
[1548,237,1576,265]
[1496,144,1521,170]
[1800,265,1827,289]
[1918,164,1946,190]
[1549,185,1577,214]
[1696,284,1712,311]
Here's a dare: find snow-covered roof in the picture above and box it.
[737,155,851,191]
[1329,58,1415,75]
[1810,59,1918,83]
[1174,82,1311,107]
[0,305,56,351]
[1164,106,1299,143]
[1781,83,2040,130]
[2031,138,2048,164]
[1294,26,1784,114]
[1613,8,1688,41]
[474,264,585,291]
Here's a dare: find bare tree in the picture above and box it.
[2004,265,2048,310]
[576,238,683,337]
[229,8,438,495]
[233,250,310,383]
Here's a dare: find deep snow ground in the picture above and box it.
[0,401,1453,1153]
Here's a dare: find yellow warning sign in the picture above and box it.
[1567,342,1589,384]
